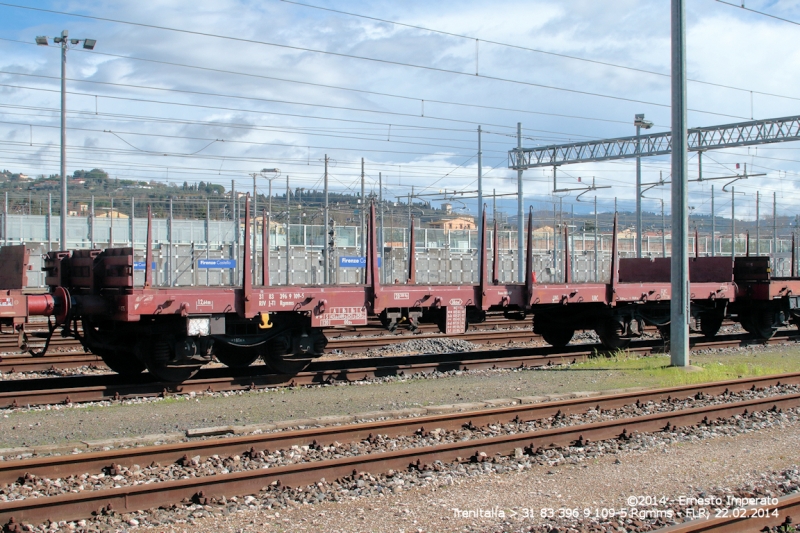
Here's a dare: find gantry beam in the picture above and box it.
[509,114,800,169]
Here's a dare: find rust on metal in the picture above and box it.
[0,391,797,525]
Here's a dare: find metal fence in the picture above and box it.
[3,214,796,288]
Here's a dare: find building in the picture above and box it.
[427,216,476,230]
[96,209,129,219]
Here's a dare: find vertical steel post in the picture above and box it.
[143,206,153,288]
[231,180,237,285]
[594,195,598,282]
[47,193,52,251]
[261,209,268,286]
[379,172,384,284]
[773,192,778,272]
[492,188,497,225]
[636,119,642,258]
[206,199,210,286]
[109,197,114,247]
[130,197,135,247]
[553,204,558,280]
[89,195,93,250]
[670,0,689,367]
[698,151,703,255]
[711,185,715,257]
[570,203,575,279]
[252,173,258,284]
[558,198,563,277]
[60,30,68,251]
[168,198,173,286]
[732,187,736,259]
[756,191,760,256]
[517,122,524,282]
[477,125,483,247]
[360,158,365,260]
[661,200,666,257]
[407,193,411,232]
[323,155,329,284]
[287,174,291,285]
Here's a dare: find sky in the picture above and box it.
[1,0,800,221]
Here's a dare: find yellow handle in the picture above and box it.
[258,313,273,329]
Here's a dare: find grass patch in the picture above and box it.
[572,350,787,388]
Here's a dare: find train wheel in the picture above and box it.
[138,337,201,382]
[596,320,630,350]
[699,313,723,338]
[214,343,259,368]
[262,333,309,374]
[741,311,777,340]
[95,347,146,376]
[262,331,325,375]
[540,327,574,347]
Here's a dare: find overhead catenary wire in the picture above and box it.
[0,36,660,129]
[282,0,800,105]
[0,83,583,144]
[714,0,800,27]
[0,2,753,119]
[0,103,571,151]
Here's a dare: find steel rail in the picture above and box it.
[0,323,538,373]
[0,331,796,409]
[1,373,797,487]
[0,354,102,373]
[0,390,797,525]
[0,317,745,373]
[0,349,584,408]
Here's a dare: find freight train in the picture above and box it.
[0,196,797,382]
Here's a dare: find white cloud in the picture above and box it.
[0,0,798,219]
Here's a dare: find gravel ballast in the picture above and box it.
[3,384,795,499]
[1,345,800,450]
[12,398,800,532]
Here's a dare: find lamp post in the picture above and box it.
[36,30,97,251]
[634,114,653,258]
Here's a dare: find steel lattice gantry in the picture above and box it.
[509,115,800,169]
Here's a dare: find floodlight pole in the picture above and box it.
[635,113,653,258]
[477,128,483,212]
[516,123,524,282]
[59,30,67,250]
[323,155,329,284]
[36,30,96,250]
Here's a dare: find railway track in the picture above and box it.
[0,374,797,526]
[0,318,754,374]
[0,330,797,409]
[0,319,538,373]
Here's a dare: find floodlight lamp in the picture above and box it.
[634,114,653,129]
[35,36,49,46]
[83,39,97,50]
